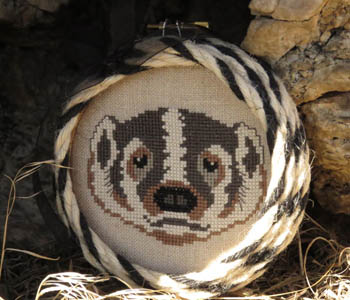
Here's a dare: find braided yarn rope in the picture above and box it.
[54,36,310,299]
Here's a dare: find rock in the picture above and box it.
[275,30,350,104]
[0,0,14,23]
[250,0,326,21]
[0,0,38,26]
[27,0,68,13]
[241,15,320,62]
[272,0,325,21]
[319,0,350,33]
[0,0,68,26]
[304,63,350,102]
[244,0,350,214]
[301,93,350,214]
[324,30,350,59]
[249,0,278,15]
[243,0,350,65]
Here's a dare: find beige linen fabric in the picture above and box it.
[70,66,271,274]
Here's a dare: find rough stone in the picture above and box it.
[0,0,67,26]
[241,15,320,62]
[319,0,350,33]
[304,63,350,102]
[301,93,350,214]
[243,0,350,65]
[249,0,278,15]
[275,30,350,104]
[244,0,350,214]
[324,30,350,59]
[272,0,325,21]
[0,0,38,26]
[250,0,326,21]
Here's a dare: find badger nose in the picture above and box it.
[153,186,197,213]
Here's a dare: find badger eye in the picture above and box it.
[198,151,225,187]
[133,155,148,168]
[203,158,218,173]
[127,147,153,181]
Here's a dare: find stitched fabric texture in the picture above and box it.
[55,36,310,299]
[70,66,270,274]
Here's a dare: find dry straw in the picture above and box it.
[1,162,349,300]
[0,160,61,280]
[29,233,350,300]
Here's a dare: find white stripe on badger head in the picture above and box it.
[162,108,188,184]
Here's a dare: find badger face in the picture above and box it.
[88,108,267,246]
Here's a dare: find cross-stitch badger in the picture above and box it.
[88,107,267,247]
[56,36,311,299]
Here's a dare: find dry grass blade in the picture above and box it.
[2,162,350,300]
[216,296,271,299]
[35,272,179,300]
[297,230,305,276]
[105,288,179,300]
[4,248,60,261]
[303,237,338,295]
[0,160,66,280]
[338,247,350,267]
[6,212,350,300]
[31,234,350,300]
[303,213,327,233]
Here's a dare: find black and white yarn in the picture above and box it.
[54,36,310,299]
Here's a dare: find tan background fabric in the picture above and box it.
[70,66,271,274]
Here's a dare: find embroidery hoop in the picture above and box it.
[54,35,310,299]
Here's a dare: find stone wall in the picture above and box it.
[242,0,350,214]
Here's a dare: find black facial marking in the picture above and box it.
[99,108,263,216]
[97,129,111,169]
[108,110,167,200]
[180,109,242,207]
[150,217,210,232]
[242,137,260,179]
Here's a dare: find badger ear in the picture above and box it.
[235,122,264,179]
[90,116,118,171]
